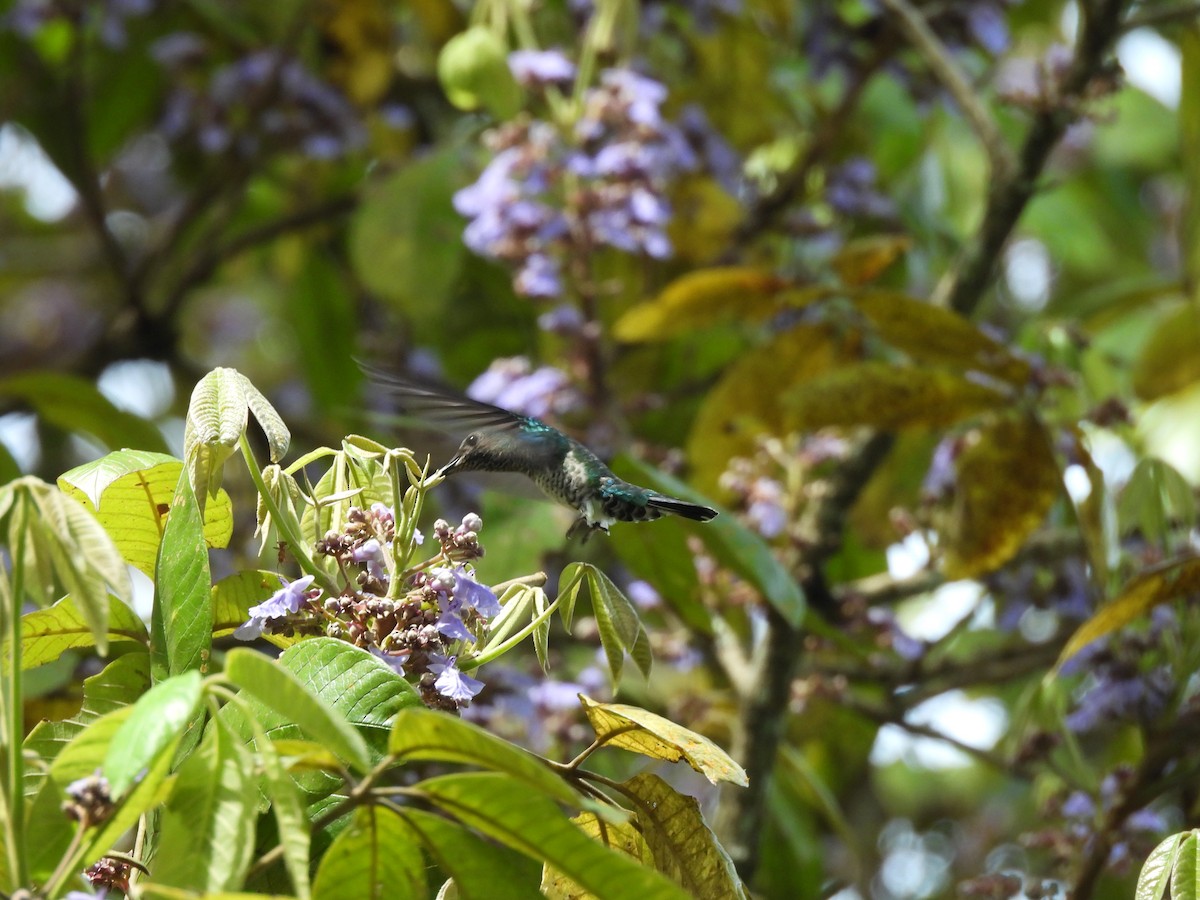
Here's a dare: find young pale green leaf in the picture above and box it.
[257,731,313,900]
[940,412,1061,580]
[388,707,583,807]
[151,469,212,679]
[224,647,372,774]
[242,376,291,463]
[624,772,750,900]
[103,669,203,794]
[613,267,790,342]
[59,450,234,576]
[783,362,1009,432]
[1137,831,1184,900]
[0,371,169,454]
[1058,558,1200,667]
[184,367,250,507]
[1174,831,1200,900]
[578,696,748,787]
[541,812,653,898]
[615,458,805,628]
[1132,303,1200,401]
[399,807,542,900]
[532,586,550,673]
[152,718,257,893]
[575,563,651,686]
[1118,457,1197,546]
[311,806,425,900]
[20,595,146,670]
[417,772,688,900]
[557,563,585,634]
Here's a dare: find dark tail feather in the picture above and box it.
[647,494,719,522]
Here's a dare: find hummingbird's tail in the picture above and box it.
[646,494,719,523]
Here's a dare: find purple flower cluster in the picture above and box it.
[467,356,581,419]
[234,506,499,710]
[453,53,709,298]
[155,45,364,160]
[4,0,153,50]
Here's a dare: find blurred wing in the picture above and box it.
[358,360,529,434]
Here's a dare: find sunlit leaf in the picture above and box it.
[104,670,203,795]
[256,730,313,900]
[212,570,300,650]
[623,772,750,899]
[784,363,1008,431]
[614,267,792,342]
[150,469,212,681]
[59,450,233,576]
[541,813,653,898]
[312,806,426,900]
[1058,558,1200,666]
[560,563,651,687]
[831,235,911,286]
[1174,830,1200,900]
[1135,830,1180,900]
[941,413,1061,580]
[578,696,748,787]
[19,595,146,670]
[417,773,687,900]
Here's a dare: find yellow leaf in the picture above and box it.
[624,773,750,900]
[667,176,742,264]
[687,324,856,491]
[579,695,748,787]
[941,412,1061,579]
[319,0,395,106]
[1058,557,1200,667]
[541,813,652,899]
[854,290,1031,384]
[1131,303,1200,400]
[785,363,1009,431]
[614,267,791,342]
[831,235,912,286]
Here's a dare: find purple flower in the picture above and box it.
[515,253,563,298]
[234,575,316,640]
[626,580,661,610]
[600,69,668,127]
[370,645,412,674]
[351,538,389,584]
[453,568,501,618]
[467,359,576,420]
[508,49,576,87]
[436,596,475,642]
[429,654,485,703]
[1061,791,1095,819]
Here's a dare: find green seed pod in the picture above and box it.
[437,26,522,119]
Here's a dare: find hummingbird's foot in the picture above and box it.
[566,517,609,542]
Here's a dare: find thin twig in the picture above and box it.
[878,0,1014,180]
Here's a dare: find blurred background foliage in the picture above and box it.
[3,0,1200,896]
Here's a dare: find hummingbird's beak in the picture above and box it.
[440,454,462,475]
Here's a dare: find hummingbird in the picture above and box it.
[361,363,718,541]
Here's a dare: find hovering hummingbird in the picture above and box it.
[362,364,718,541]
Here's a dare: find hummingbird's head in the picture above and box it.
[443,431,524,474]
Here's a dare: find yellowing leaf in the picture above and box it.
[614,267,791,342]
[541,813,652,899]
[1131,303,1200,400]
[319,0,395,106]
[623,773,750,900]
[941,412,1061,579]
[831,235,912,286]
[1058,557,1200,666]
[579,695,748,787]
[785,363,1009,431]
[667,176,742,264]
[854,291,1031,384]
[687,324,857,492]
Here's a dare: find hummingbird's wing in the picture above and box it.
[358,360,533,434]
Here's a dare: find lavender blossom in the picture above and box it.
[509,49,576,87]
[429,654,485,703]
[234,574,317,640]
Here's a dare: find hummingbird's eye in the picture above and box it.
[464,434,479,447]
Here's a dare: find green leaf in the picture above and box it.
[104,669,203,795]
[615,458,805,627]
[623,772,749,899]
[388,707,583,807]
[398,807,542,900]
[578,696,748,787]
[257,730,313,900]
[291,251,360,413]
[417,772,688,900]
[436,26,520,117]
[184,367,249,507]
[19,595,146,670]
[153,717,257,892]
[1118,457,1197,545]
[541,812,653,898]
[1059,558,1200,667]
[312,806,426,900]
[349,148,468,322]
[1132,304,1200,401]
[1180,27,1200,302]
[0,371,168,453]
[1138,831,1183,900]
[150,468,212,679]
[1174,831,1200,900]
[831,236,911,286]
[224,647,373,775]
[563,563,651,687]
[58,450,234,576]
